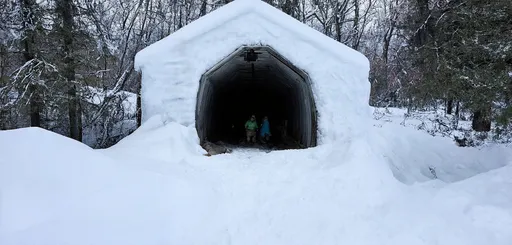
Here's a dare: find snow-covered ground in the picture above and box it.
[2,0,510,242]
[1,114,511,245]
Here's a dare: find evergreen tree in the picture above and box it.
[399,0,511,132]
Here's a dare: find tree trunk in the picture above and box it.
[199,0,207,16]
[21,0,41,127]
[68,85,81,140]
[446,98,453,114]
[136,72,142,127]
[178,4,183,29]
[0,45,6,79]
[455,101,460,117]
[78,99,83,138]
[334,13,342,42]
[472,108,491,132]
[382,24,394,63]
[57,0,82,141]
[29,86,41,126]
[352,0,360,49]
[413,0,430,47]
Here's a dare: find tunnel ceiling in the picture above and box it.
[196,45,317,149]
[207,47,306,90]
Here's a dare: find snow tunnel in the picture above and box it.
[196,46,317,149]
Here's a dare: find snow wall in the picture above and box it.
[135,0,372,145]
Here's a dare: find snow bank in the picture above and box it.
[0,128,179,245]
[1,123,512,245]
[106,115,206,163]
[134,0,372,144]
[371,107,512,184]
[107,125,512,245]
[371,123,511,184]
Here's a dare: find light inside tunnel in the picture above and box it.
[196,46,317,149]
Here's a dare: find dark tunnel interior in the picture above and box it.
[196,46,317,150]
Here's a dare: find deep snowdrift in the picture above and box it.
[371,108,511,184]
[1,119,511,245]
[0,127,180,245]
[371,123,511,184]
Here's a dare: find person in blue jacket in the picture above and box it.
[259,116,271,142]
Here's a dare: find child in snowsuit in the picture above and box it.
[245,115,258,143]
[259,116,271,142]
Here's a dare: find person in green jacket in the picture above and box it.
[245,115,258,143]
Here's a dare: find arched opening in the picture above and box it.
[196,46,317,150]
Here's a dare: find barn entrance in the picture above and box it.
[196,46,317,152]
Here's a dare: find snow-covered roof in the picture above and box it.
[134,0,369,71]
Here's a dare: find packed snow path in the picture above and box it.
[1,120,512,245]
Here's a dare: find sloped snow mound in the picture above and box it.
[106,115,206,162]
[367,164,512,245]
[0,127,186,245]
[371,123,511,184]
[0,127,111,235]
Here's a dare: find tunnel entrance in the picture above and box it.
[196,46,317,151]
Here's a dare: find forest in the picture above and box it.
[0,0,511,148]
